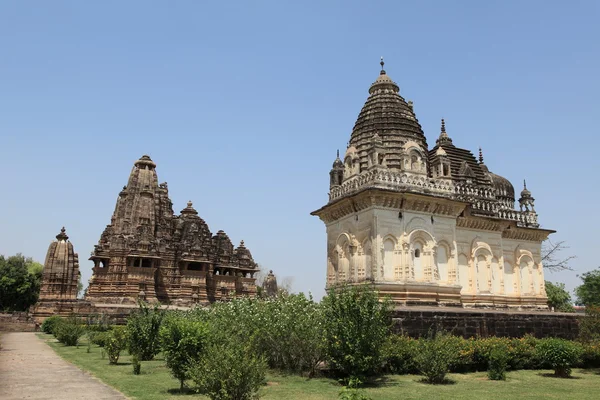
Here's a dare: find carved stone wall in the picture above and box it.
[85,155,259,307]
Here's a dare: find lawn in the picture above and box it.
[39,333,600,400]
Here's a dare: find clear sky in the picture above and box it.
[1,1,598,300]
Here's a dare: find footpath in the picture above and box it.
[0,332,126,399]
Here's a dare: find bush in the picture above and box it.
[414,332,464,384]
[205,293,324,376]
[508,334,539,370]
[160,316,208,392]
[41,316,63,334]
[53,316,86,346]
[579,306,600,343]
[127,302,164,361]
[535,338,583,377]
[488,345,509,380]
[89,331,110,347]
[105,327,128,365]
[382,335,417,374]
[321,284,391,382]
[191,335,266,400]
[581,341,600,368]
[132,354,141,375]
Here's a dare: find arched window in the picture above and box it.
[520,258,531,295]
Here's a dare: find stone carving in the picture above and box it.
[85,155,259,306]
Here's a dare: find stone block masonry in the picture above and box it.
[391,307,580,339]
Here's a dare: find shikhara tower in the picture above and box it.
[312,59,553,308]
[86,155,259,306]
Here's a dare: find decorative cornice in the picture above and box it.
[311,189,468,224]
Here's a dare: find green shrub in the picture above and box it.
[127,302,164,361]
[508,334,539,370]
[535,338,583,377]
[414,332,463,384]
[41,316,63,334]
[581,341,600,368]
[160,316,208,392]
[89,331,110,347]
[321,284,391,382]
[53,316,86,346]
[105,326,128,365]
[579,306,600,343]
[382,335,417,374]
[191,335,266,400]
[206,293,324,376]
[488,345,509,380]
[132,354,141,375]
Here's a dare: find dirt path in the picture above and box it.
[0,332,126,400]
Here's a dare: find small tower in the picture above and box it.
[519,180,539,227]
[329,150,345,187]
[32,227,81,322]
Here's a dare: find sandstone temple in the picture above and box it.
[85,155,259,306]
[32,227,81,320]
[312,59,553,309]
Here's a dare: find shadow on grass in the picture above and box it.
[538,373,581,379]
[362,376,397,388]
[166,387,196,396]
[579,368,600,375]
[417,377,457,385]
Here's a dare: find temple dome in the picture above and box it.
[350,60,427,171]
[488,172,515,202]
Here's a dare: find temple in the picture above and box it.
[311,59,553,309]
[32,227,81,320]
[85,155,259,306]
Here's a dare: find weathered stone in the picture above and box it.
[31,228,81,322]
[85,155,259,307]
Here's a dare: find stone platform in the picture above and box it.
[392,306,580,339]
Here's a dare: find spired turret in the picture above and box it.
[32,227,81,321]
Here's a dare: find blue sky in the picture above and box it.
[1,1,598,300]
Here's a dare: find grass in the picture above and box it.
[39,333,600,400]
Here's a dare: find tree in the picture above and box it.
[575,268,600,307]
[0,254,42,311]
[542,240,575,272]
[321,284,392,382]
[544,281,575,312]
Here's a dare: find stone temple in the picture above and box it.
[32,227,81,319]
[312,60,553,309]
[85,155,259,307]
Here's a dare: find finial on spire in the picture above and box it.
[56,226,69,241]
[478,147,484,164]
[441,118,446,133]
[380,56,385,75]
[523,180,527,190]
[187,200,193,208]
[337,149,340,158]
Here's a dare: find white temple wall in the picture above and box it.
[324,206,547,301]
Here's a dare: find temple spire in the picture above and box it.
[479,147,484,164]
[436,118,452,144]
[380,56,385,75]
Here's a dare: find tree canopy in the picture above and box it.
[0,254,43,311]
[575,268,600,307]
[544,281,575,312]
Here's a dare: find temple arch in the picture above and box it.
[518,254,534,295]
[458,253,470,293]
